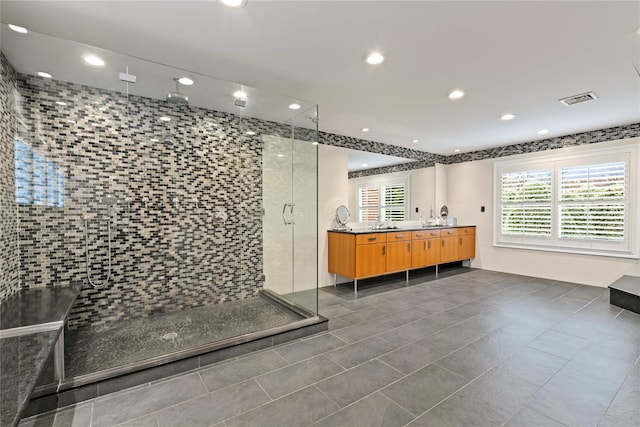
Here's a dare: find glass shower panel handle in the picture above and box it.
[282,203,295,225]
[282,203,289,225]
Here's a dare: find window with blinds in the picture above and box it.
[494,146,637,258]
[357,176,408,222]
[500,169,552,237]
[558,162,626,241]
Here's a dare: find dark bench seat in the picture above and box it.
[0,285,80,427]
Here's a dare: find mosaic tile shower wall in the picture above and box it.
[0,54,20,303]
[12,71,291,329]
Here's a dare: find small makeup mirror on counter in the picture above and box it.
[440,205,448,219]
[440,205,457,226]
[335,205,351,230]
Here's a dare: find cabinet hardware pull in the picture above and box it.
[396,235,404,239]
[442,240,445,247]
[416,234,423,238]
[459,237,463,245]
[368,237,377,241]
[382,246,386,255]
[427,240,431,249]
[408,243,411,252]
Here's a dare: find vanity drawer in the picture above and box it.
[387,231,411,242]
[412,230,441,240]
[355,233,387,245]
[441,228,457,237]
[456,227,476,236]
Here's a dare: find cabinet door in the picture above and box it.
[458,235,476,260]
[386,241,412,272]
[328,232,356,278]
[355,243,387,278]
[411,238,440,268]
[440,236,459,263]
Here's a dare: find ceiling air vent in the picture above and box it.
[559,91,598,106]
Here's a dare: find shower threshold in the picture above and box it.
[27,290,327,415]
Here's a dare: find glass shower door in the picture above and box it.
[263,107,318,314]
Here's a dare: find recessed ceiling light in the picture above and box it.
[366,52,384,65]
[8,24,28,34]
[84,55,105,66]
[37,72,52,79]
[454,149,461,153]
[233,90,247,99]
[277,154,285,158]
[220,0,248,7]
[289,103,301,110]
[150,138,159,142]
[536,129,550,135]
[66,120,76,124]
[178,77,194,86]
[411,139,419,143]
[159,116,171,122]
[55,101,66,106]
[448,89,465,99]
[361,128,370,132]
[312,142,319,145]
[246,131,256,135]
[362,163,369,167]
[500,113,517,121]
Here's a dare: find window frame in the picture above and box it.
[493,145,638,259]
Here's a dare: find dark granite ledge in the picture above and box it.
[609,275,640,315]
[1,285,81,427]
[1,285,81,331]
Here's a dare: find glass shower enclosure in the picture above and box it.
[0,25,321,401]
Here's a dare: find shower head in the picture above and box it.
[166,78,189,106]
[102,195,118,206]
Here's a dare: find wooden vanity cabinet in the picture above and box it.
[411,230,440,268]
[355,233,387,278]
[440,227,476,263]
[439,228,459,263]
[328,226,476,289]
[457,227,476,260]
[386,232,412,273]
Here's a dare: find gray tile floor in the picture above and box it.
[21,269,640,427]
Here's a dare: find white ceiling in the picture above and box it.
[1,0,639,156]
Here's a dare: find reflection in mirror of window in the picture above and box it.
[14,139,65,207]
[357,176,408,222]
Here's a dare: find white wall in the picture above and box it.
[410,167,436,220]
[435,163,448,213]
[318,144,349,287]
[445,137,640,287]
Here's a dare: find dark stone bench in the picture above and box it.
[0,285,80,427]
[609,275,640,315]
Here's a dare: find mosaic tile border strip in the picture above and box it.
[443,123,640,164]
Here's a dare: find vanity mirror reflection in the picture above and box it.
[345,149,436,225]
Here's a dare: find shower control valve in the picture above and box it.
[213,210,228,223]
